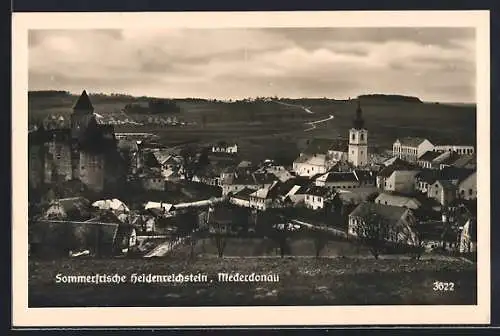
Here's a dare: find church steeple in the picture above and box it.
[353,100,365,130]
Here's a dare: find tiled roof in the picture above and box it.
[325,172,358,183]
[436,180,457,191]
[418,151,442,162]
[451,154,476,168]
[377,162,416,178]
[232,187,255,200]
[349,202,409,226]
[353,169,376,182]
[415,169,438,184]
[304,185,332,197]
[375,193,421,208]
[303,138,348,155]
[395,137,430,147]
[294,154,327,166]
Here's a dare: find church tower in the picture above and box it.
[71,90,95,139]
[348,101,368,167]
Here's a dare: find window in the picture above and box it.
[351,150,354,155]
[361,151,363,155]
[468,189,473,196]
[352,133,355,141]
[461,189,465,196]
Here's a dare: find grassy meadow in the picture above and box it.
[29,254,476,307]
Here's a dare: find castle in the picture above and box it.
[28,90,124,192]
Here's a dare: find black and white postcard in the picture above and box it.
[12,10,490,327]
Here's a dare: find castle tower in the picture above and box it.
[71,90,95,139]
[348,101,368,167]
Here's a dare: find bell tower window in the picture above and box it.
[352,133,355,141]
[360,133,364,141]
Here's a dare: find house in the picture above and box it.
[433,144,475,155]
[336,188,379,205]
[293,138,349,176]
[249,181,281,211]
[457,171,477,200]
[292,154,329,177]
[303,186,335,210]
[43,197,92,221]
[417,151,443,169]
[392,137,434,162]
[427,180,457,206]
[376,161,416,189]
[230,187,254,208]
[459,217,477,253]
[383,169,421,194]
[222,172,277,196]
[208,205,247,235]
[415,167,475,198]
[315,171,358,189]
[435,152,462,170]
[416,221,460,252]
[348,202,418,246]
[211,141,238,154]
[162,168,183,182]
[92,198,130,214]
[258,165,294,182]
[451,154,476,170]
[374,193,422,210]
[382,156,408,167]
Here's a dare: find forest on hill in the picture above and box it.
[357,94,423,103]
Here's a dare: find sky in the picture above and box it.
[28,28,476,103]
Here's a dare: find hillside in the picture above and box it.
[28,91,477,163]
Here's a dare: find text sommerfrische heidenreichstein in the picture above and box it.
[54,272,280,284]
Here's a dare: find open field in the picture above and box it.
[29,92,476,164]
[29,255,476,307]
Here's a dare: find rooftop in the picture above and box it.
[72,90,94,112]
[418,151,442,162]
[395,137,431,148]
[349,202,410,226]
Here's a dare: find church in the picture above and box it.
[28,90,125,192]
[292,101,368,177]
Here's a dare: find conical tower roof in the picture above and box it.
[72,90,94,112]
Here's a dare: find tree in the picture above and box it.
[353,210,389,259]
[179,145,210,181]
[266,211,293,258]
[310,228,329,258]
[212,222,228,258]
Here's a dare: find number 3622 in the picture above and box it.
[433,281,455,291]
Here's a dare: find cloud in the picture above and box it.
[28,27,476,102]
